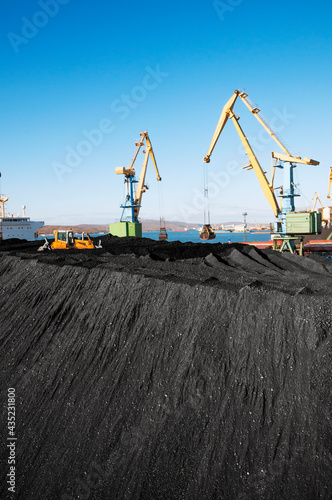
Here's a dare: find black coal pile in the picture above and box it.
[303,227,332,243]
[1,235,332,500]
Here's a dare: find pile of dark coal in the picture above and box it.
[0,237,331,499]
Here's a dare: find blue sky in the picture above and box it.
[1,0,331,225]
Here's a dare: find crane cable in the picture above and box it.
[292,168,313,211]
[158,180,166,229]
[203,163,211,225]
[121,176,127,222]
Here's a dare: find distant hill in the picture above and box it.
[40,224,109,236]
[141,219,199,231]
[40,220,266,235]
[40,221,199,235]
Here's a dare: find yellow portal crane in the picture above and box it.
[307,192,331,229]
[110,131,162,238]
[203,90,319,236]
[328,167,332,199]
[308,192,324,211]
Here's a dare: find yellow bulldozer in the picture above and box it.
[51,230,94,249]
[38,230,95,251]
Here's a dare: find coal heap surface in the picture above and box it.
[1,235,332,500]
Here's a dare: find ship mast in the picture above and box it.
[0,172,9,218]
[0,196,9,218]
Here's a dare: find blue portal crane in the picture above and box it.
[109,131,162,238]
[116,131,161,223]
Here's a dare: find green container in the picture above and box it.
[109,222,142,238]
[286,211,322,235]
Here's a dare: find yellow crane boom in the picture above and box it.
[308,192,324,211]
[204,90,280,216]
[328,167,332,199]
[238,92,291,156]
[203,92,239,163]
[203,90,319,219]
[230,109,280,216]
[134,132,161,219]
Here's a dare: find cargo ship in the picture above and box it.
[0,193,44,241]
[249,229,271,234]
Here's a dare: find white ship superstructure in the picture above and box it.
[0,194,44,241]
